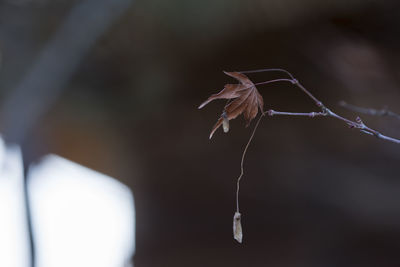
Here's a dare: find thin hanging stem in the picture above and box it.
[236,112,265,213]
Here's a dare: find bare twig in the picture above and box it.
[339,101,400,121]
[215,68,400,243]
[239,69,400,145]
[267,110,325,117]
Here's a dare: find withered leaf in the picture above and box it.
[198,71,264,139]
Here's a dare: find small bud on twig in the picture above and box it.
[222,111,229,133]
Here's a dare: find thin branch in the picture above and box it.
[238,69,400,145]
[292,80,323,107]
[339,101,400,120]
[267,110,326,117]
[225,68,400,244]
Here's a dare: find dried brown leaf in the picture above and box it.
[198,71,264,139]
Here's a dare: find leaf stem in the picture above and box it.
[238,68,295,80]
[254,79,295,86]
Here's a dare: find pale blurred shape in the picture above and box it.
[28,154,135,267]
[0,138,30,267]
[233,212,242,243]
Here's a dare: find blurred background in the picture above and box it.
[1,0,400,266]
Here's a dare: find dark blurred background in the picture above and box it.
[1,0,400,266]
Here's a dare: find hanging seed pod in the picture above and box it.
[222,111,229,133]
[233,212,243,243]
